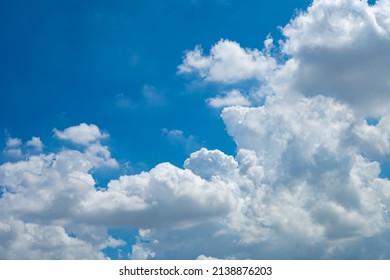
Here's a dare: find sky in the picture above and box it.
[1,0,390,260]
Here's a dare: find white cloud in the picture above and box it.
[3,137,22,158]
[353,116,390,158]
[208,89,251,108]
[54,123,109,145]
[162,128,202,153]
[127,97,389,258]
[178,39,277,84]
[0,219,106,259]
[1,106,390,259]
[80,162,237,228]
[84,143,119,169]
[128,229,157,260]
[184,148,238,180]
[214,96,387,250]
[3,136,44,158]
[114,93,135,108]
[275,0,390,116]
[196,255,220,260]
[180,0,390,117]
[2,0,390,260]
[6,137,22,148]
[143,84,165,106]
[129,239,156,260]
[3,148,22,158]
[167,0,390,259]
[0,125,236,259]
[0,124,122,259]
[26,136,44,152]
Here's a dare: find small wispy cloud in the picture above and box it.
[114,93,136,109]
[143,84,166,106]
[208,89,251,108]
[162,128,202,154]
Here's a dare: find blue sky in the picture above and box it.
[1,0,390,260]
[0,0,311,169]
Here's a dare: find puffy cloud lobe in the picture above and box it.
[0,125,122,258]
[129,240,156,260]
[128,229,157,260]
[3,137,22,157]
[84,143,119,169]
[54,123,108,145]
[178,39,277,84]
[2,137,44,158]
[0,219,106,259]
[220,96,388,245]
[222,96,356,171]
[277,0,390,116]
[353,116,390,158]
[184,148,238,180]
[0,149,118,224]
[82,162,237,228]
[6,137,22,148]
[26,136,44,152]
[208,89,251,108]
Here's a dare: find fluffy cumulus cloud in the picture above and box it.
[0,220,106,259]
[184,148,238,180]
[173,0,390,259]
[80,162,236,229]
[3,136,44,157]
[178,39,278,84]
[2,0,390,259]
[26,136,44,152]
[54,123,109,145]
[0,127,122,259]
[277,0,390,116]
[3,137,22,157]
[221,97,389,247]
[0,124,235,259]
[179,0,390,117]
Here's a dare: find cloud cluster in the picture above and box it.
[0,125,122,259]
[172,0,390,258]
[3,136,44,158]
[2,0,390,259]
[0,124,236,259]
[0,219,106,259]
[221,96,389,247]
